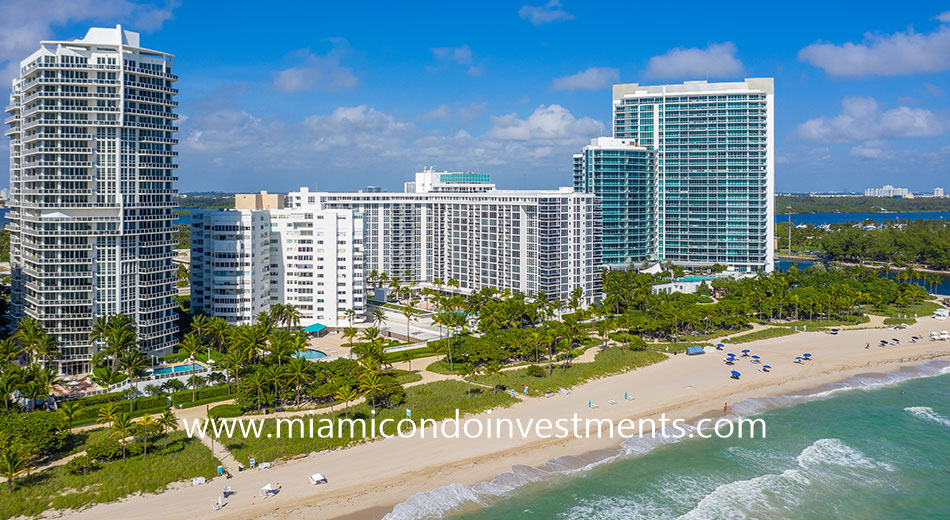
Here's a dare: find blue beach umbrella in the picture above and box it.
[751,355,761,359]
[803,353,812,358]
[741,349,751,353]
[763,365,772,369]
[731,370,741,378]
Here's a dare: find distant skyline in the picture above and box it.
[2,1,949,193]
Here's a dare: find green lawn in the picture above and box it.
[469,348,667,397]
[868,300,941,320]
[727,327,798,344]
[382,345,440,363]
[220,380,517,464]
[774,315,869,330]
[3,432,219,519]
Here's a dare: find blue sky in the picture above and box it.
[2,0,949,193]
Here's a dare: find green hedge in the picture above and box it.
[208,404,243,419]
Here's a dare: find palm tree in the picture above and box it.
[178,332,204,362]
[0,446,33,493]
[483,359,502,394]
[120,350,149,412]
[137,415,158,459]
[461,363,478,396]
[97,401,120,426]
[283,306,302,330]
[335,385,358,417]
[0,370,20,411]
[263,364,285,403]
[359,372,383,410]
[243,370,269,410]
[33,334,60,369]
[343,308,357,328]
[0,338,24,365]
[285,357,313,407]
[190,314,211,341]
[13,316,45,364]
[372,308,386,329]
[399,349,413,373]
[401,306,415,344]
[221,349,244,394]
[158,409,178,450]
[109,412,135,462]
[59,401,80,428]
[343,326,357,348]
[265,330,295,366]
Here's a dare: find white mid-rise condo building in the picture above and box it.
[288,170,603,304]
[190,208,365,327]
[5,26,179,374]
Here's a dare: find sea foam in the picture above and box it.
[382,361,949,520]
[904,406,950,428]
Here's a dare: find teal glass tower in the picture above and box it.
[573,138,658,267]
[611,79,774,272]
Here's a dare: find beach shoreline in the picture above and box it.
[48,319,950,520]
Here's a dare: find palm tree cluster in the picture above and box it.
[0,318,62,411]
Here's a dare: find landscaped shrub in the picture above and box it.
[86,438,122,461]
[208,404,243,419]
[0,410,67,457]
[65,454,98,475]
[526,365,546,378]
[157,440,184,455]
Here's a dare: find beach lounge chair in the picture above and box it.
[192,476,207,487]
[624,392,634,401]
[309,473,328,485]
[607,398,617,405]
[260,483,278,497]
[559,388,571,396]
[588,400,598,409]
[259,462,272,470]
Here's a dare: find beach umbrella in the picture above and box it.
[717,343,725,347]
[751,355,760,359]
[731,370,741,378]
[763,365,772,369]
[803,353,812,358]
[741,349,751,353]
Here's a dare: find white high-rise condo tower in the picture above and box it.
[5,26,179,374]
[612,79,774,272]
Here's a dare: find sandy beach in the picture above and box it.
[53,318,950,520]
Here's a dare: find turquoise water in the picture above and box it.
[293,349,327,360]
[385,362,950,519]
[678,275,717,282]
[150,363,203,376]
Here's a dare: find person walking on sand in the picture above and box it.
[723,402,728,413]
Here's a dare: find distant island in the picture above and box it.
[777,195,950,214]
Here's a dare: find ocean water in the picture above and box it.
[385,361,950,520]
[778,211,950,226]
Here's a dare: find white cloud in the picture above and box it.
[850,140,894,159]
[178,103,603,190]
[924,82,944,96]
[0,0,178,84]
[936,11,950,23]
[795,97,947,142]
[486,104,603,141]
[798,24,950,77]
[418,104,451,121]
[431,45,472,65]
[551,67,619,91]
[644,42,744,79]
[518,0,574,25]
[458,102,487,121]
[272,44,357,93]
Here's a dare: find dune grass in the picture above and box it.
[220,380,517,464]
[3,432,219,519]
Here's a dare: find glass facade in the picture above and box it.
[573,139,657,266]
[612,79,773,272]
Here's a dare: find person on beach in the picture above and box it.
[866,343,870,349]
[723,402,728,413]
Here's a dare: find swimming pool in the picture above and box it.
[150,363,203,376]
[293,349,327,360]
[678,275,718,282]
